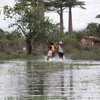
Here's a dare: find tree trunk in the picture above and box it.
[60,9,64,33]
[26,39,32,54]
[68,6,73,35]
[37,0,44,17]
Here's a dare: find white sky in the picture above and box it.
[0,0,100,32]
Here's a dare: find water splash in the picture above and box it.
[44,56,69,62]
[39,56,100,65]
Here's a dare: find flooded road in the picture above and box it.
[0,59,100,100]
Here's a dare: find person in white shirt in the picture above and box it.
[47,46,53,60]
[58,41,64,59]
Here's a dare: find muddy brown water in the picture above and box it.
[0,59,100,100]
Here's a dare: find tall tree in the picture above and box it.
[64,0,85,35]
[44,0,85,34]
[3,1,39,54]
[37,0,44,17]
[3,0,56,54]
[44,0,66,33]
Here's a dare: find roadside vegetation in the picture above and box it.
[0,0,100,61]
[0,28,100,61]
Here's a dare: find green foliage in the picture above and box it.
[95,14,100,19]
[3,0,61,54]
[95,24,100,37]
[84,22,100,37]
[45,0,85,12]
[44,0,85,33]
[85,22,97,36]
[45,0,66,12]
[0,40,5,49]
[4,0,57,42]
[0,29,5,39]
[73,31,85,39]
[0,29,4,33]
[2,0,100,60]
[5,50,11,55]
[0,28,25,52]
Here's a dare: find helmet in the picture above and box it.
[59,41,63,44]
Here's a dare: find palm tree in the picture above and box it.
[64,0,85,35]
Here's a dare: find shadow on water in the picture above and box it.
[69,65,74,100]
[0,59,100,100]
[27,62,45,95]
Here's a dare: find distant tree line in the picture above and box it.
[0,29,25,51]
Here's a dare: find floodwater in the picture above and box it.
[0,57,100,100]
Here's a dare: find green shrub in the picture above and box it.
[5,50,11,55]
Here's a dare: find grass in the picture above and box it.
[65,46,100,61]
[1,46,100,61]
[0,49,43,60]
[4,96,68,100]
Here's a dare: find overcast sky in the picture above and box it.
[0,0,100,32]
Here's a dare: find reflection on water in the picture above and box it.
[0,60,100,100]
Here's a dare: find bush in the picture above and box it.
[5,50,11,55]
